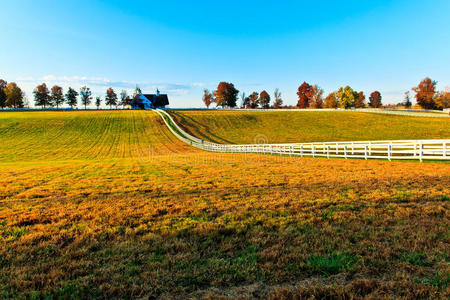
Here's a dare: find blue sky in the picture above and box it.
[1,0,449,107]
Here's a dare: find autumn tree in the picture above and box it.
[80,86,92,109]
[4,82,24,108]
[105,87,118,108]
[403,91,412,108]
[309,85,324,108]
[0,79,7,109]
[355,91,366,108]
[214,82,239,108]
[273,88,283,108]
[297,82,312,108]
[202,89,214,108]
[95,96,102,109]
[323,92,338,108]
[248,92,259,108]
[435,87,450,109]
[259,90,270,109]
[368,91,382,108]
[336,86,357,109]
[34,83,51,108]
[412,77,437,109]
[50,85,64,108]
[65,87,78,108]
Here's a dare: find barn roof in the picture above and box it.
[144,94,169,107]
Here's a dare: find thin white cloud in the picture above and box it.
[16,75,205,95]
[13,75,206,108]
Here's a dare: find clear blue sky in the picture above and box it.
[1,0,449,107]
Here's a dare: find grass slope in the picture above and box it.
[169,110,450,144]
[0,111,449,298]
[0,110,196,162]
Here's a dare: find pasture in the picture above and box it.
[0,111,449,298]
[169,110,450,144]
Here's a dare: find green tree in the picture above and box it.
[4,82,24,108]
[65,87,78,108]
[336,86,357,109]
[105,87,118,108]
[0,79,7,109]
[95,96,102,109]
[80,86,92,109]
[214,82,239,108]
[33,83,51,108]
[404,91,412,108]
[120,90,131,108]
[50,85,64,108]
[259,90,270,109]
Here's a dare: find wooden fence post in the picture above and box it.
[365,145,368,160]
[312,145,315,158]
[327,146,330,159]
[344,145,348,159]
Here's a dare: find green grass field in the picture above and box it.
[0,111,449,298]
[169,110,450,144]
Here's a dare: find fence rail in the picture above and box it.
[155,109,450,162]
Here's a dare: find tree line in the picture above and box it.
[0,80,134,109]
[202,78,450,110]
[1,77,448,110]
[32,84,133,109]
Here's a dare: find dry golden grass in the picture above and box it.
[0,111,449,298]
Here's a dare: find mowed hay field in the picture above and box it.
[169,110,450,144]
[0,111,449,299]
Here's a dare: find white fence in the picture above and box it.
[155,109,450,162]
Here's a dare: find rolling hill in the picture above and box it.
[169,110,450,144]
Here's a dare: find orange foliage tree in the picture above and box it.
[259,90,270,109]
[355,91,366,108]
[368,91,382,108]
[214,82,239,108]
[412,77,437,109]
[202,89,214,108]
[309,85,324,108]
[296,82,312,108]
[323,92,338,108]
